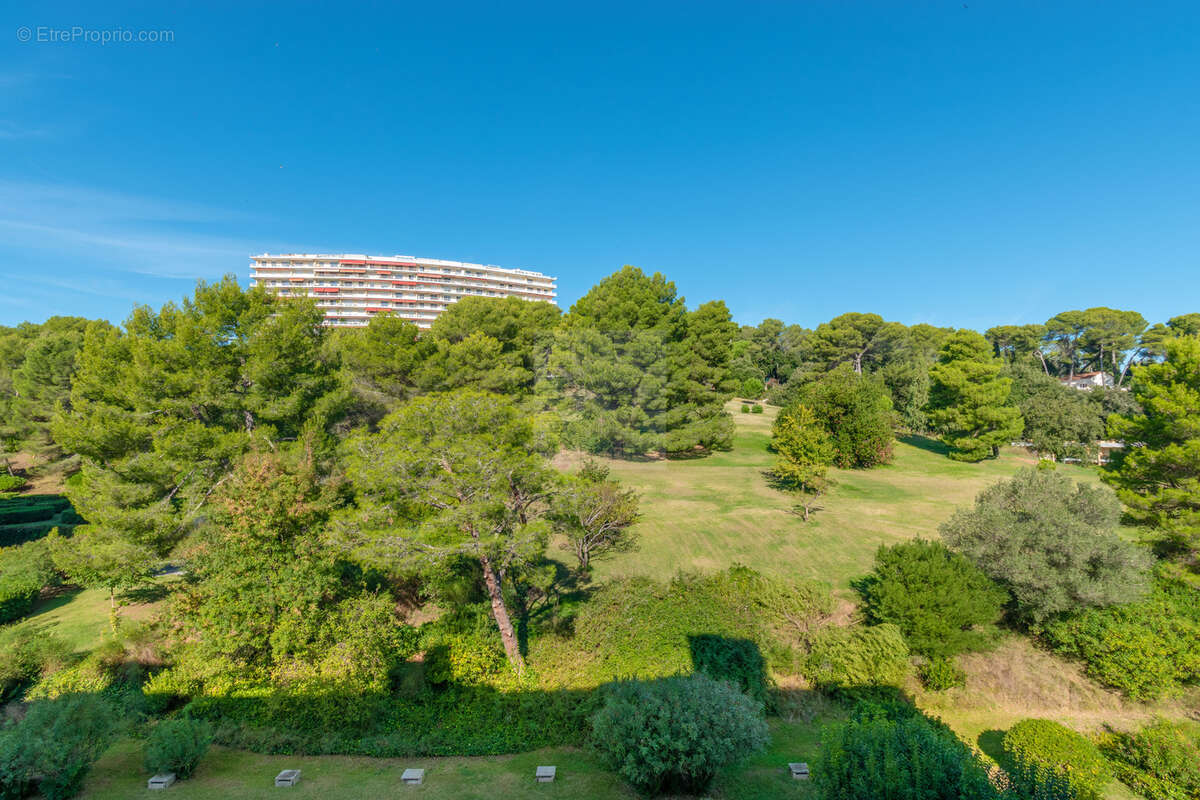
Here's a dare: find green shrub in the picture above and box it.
[919,656,967,691]
[1002,719,1111,800]
[0,540,58,623]
[0,495,70,526]
[804,623,910,689]
[0,476,26,493]
[0,695,119,800]
[741,378,765,400]
[1042,572,1200,700]
[144,718,213,778]
[590,673,768,795]
[857,539,1007,658]
[0,625,73,701]
[751,404,764,414]
[814,713,1001,800]
[741,404,751,413]
[1102,719,1200,799]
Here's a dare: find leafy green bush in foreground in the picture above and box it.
[1101,719,1200,800]
[0,695,119,800]
[1002,719,1110,800]
[590,673,768,796]
[144,717,213,778]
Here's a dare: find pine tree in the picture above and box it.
[770,404,835,521]
[927,330,1024,462]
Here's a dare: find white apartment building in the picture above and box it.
[249,253,557,328]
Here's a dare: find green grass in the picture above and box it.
[81,716,834,800]
[14,586,114,654]
[588,402,1101,589]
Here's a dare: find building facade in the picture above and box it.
[249,253,557,328]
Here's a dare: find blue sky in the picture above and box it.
[2,1,1198,330]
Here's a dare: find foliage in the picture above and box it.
[928,330,1024,461]
[1008,363,1104,460]
[919,656,967,691]
[144,717,213,778]
[941,467,1152,625]
[0,625,73,701]
[802,312,907,375]
[329,314,424,423]
[0,539,58,624]
[804,623,910,689]
[342,389,553,669]
[741,377,765,399]
[590,673,768,795]
[560,568,834,696]
[1102,719,1200,800]
[800,367,895,467]
[1041,571,1200,700]
[0,695,119,800]
[1104,336,1200,564]
[547,459,640,574]
[1002,719,1111,800]
[550,266,736,456]
[770,403,835,521]
[0,476,25,493]
[814,712,1003,800]
[857,539,1007,658]
[51,279,347,568]
[750,403,763,413]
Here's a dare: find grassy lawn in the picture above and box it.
[588,402,1100,589]
[81,715,833,800]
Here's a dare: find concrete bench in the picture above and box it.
[148,773,176,790]
[275,769,301,787]
[401,768,425,785]
[789,762,810,780]
[535,765,556,783]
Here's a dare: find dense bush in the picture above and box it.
[0,540,57,623]
[590,673,768,795]
[814,712,1001,800]
[0,695,119,800]
[1102,719,1200,800]
[1002,719,1111,800]
[1041,572,1200,700]
[742,377,765,399]
[751,403,763,414]
[804,623,910,689]
[857,539,1007,658]
[0,495,70,526]
[0,625,72,701]
[941,468,1152,625]
[741,404,750,413]
[919,656,967,691]
[0,476,26,492]
[144,718,213,778]
[800,367,895,468]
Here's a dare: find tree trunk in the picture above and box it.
[479,555,524,671]
[853,352,863,374]
[1035,350,1050,376]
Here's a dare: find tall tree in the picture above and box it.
[341,390,552,669]
[1103,336,1200,565]
[551,267,734,456]
[1043,310,1092,379]
[1079,308,1147,377]
[1007,363,1104,460]
[51,278,346,562]
[985,324,1049,373]
[800,367,895,468]
[927,330,1024,462]
[802,313,907,375]
[329,314,424,422]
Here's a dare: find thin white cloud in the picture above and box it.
[0,180,263,279]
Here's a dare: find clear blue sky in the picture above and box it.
[3,1,1198,330]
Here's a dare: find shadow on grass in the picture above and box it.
[898,434,952,457]
[977,728,1017,775]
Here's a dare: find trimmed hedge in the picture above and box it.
[1002,719,1111,800]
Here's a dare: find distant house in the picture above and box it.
[1061,371,1115,390]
